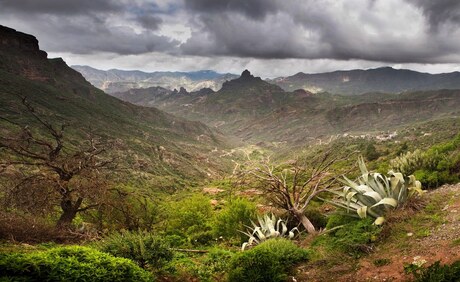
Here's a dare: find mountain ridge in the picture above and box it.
[269,66,460,95]
[72,65,238,93]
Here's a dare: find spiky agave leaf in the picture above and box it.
[240,213,300,250]
[327,157,424,224]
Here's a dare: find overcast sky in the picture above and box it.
[1,0,460,77]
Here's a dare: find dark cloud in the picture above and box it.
[0,0,175,54]
[407,0,460,30]
[1,0,460,68]
[32,15,177,54]
[180,0,460,64]
[184,0,279,20]
[136,14,163,30]
[0,0,121,15]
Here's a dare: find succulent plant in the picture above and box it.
[327,157,424,225]
[240,213,299,250]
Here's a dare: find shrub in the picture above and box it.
[390,134,460,188]
[304,208,328,230]
[96,230,173,270]
[411,260,460,282]
[213,198,257,243]
[314,215,381,256]
[0,246,153,281]
[228,238,309,282]
[327,157,423,225]
[165,195,213,240]
[390,149,426,175]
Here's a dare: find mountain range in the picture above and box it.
[269,67,460,95]
[72,65,238,94]
[109,70,460,145]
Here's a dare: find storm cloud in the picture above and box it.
[181,0,460,63]
[0,0,459,76]
[407,0,460,30]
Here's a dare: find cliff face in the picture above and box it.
[0,25,96,93]
[0,25,47,58]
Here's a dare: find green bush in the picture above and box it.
[228,238,309,282]
[213,198,257,243]
[96,230,173,270]
[304,208,328,230]
[413,260,460,282]
[315,215,381,256]
[390,134,460,188]
[165,195,214,240]
[0,246,153,282]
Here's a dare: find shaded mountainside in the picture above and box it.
[0,25,231,187]
[72,65,238,94]
[269,67,460,95]
[113,70,460,145]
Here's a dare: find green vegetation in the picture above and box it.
[163,194,215,247]
[95,230,173,270]
[327,157,423,225]
[213,198,257,244]
[391,134,460,188]
[406,260,460,282]
[228,239,310,282]
[0,246,153,281]
[240,213,299,250]
[314,215,381,256]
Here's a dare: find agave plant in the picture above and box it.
[240,213,299,250]
[327,157,424,225]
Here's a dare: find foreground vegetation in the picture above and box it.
[1,128,459,280]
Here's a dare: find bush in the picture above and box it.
[165,195,214,241]
[0,246,153,281]
[315,215,381,256]
[96,230,173,270]
[304,208,328,230]
[213,198,257,243]
[228,238,309,282]
[412,260,460,282]
[390,134,460,188]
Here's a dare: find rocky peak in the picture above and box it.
[173,87,189,95]
[0,25,47,59]
[241,69,253,78]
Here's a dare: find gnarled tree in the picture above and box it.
[0,98,115,228]
[242,152,351,234]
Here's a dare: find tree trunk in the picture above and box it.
[56,197,82,229]
[292,209,317,234]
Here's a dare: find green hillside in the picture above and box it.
[0,25,231,188]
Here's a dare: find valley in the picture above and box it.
[1,22,460,282]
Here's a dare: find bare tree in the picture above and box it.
[0,98,115,228]
[243,152,352,234]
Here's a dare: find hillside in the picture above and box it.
[72,65,238,94]
[0,25,230,187]
[269,67,460,95]
[112,70,460,145]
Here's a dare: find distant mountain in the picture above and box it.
[0,25,230,186]
[113,69,460,145]
[72,65,238,93]
[269,67,460,95]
